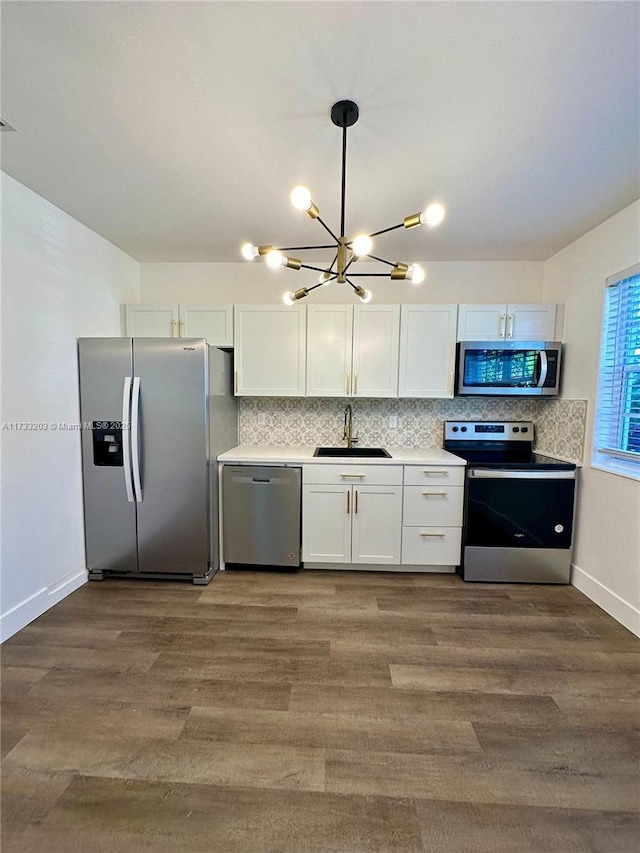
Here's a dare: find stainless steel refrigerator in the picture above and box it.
[78,338,237,584]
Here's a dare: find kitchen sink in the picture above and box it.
[314,447,391,458]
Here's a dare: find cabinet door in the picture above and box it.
[306,305,353,396]
[457,305,505,340]
[351,485,402,564]
[398,305,457,398]
[352,305,400,397]
[507,304,556,341]
[302,484,351,562]
[125,305,179,337]
[180,305,233,346]
[234,305,306,396]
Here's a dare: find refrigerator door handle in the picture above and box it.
[122,377,135,503]
[131,376,143,502]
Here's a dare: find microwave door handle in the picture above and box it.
[537,351,548,388]
[122,377,134,502]
[131,376,143,502]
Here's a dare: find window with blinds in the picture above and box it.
[593,265,640,478]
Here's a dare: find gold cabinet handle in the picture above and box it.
[355,489,359,514]
[234,371,238,393]
[423,470,449,475]
[500,313,507,338]
[353,371,358,395]
[346,490,350,514]
[172,320,178,337]
[180,319,185,337]
[422,491,447,497]
[420,531,446,538]
[507,314,514,338]
[340,473,365,478]
[346,371,351,395]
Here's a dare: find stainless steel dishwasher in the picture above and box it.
[222,465,302,568]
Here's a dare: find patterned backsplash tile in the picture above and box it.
[239,397,587,463]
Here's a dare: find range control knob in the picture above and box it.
[521,427,529,433]
[452,426,459,432]
[461,426,467,432]
[513,427,520,433]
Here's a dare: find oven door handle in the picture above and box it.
[469,469,576,480]
[536,350,548,388]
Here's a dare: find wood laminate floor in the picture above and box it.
[2,570,639,852]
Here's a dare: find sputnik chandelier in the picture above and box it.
[241,100,445,305]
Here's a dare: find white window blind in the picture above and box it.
[593,265,640,476]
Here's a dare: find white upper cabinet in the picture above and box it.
[234,304,307,396]
[306,305,354,396]
[398,304,458,398]
[306,304,400,397]
[457,303,557,341]
[352,305,400,398]
[125,304,179,337]
[179,305,233,346]
[125,304,233,345]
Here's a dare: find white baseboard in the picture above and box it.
[1,569,88,643]
[571,563,640,638]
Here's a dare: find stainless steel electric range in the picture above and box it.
[444,420,577,583]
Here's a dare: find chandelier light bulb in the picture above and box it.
[241,242,259,261]
[266,250,285,269]
[290,185,313,211]
[283,291,296,306]
[407,264,426,285]
[420,203,445,227]
[318,272,332,285]
[351,234,373,257]
[359,288,373,304]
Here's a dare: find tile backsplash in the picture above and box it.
[239,397,588,463]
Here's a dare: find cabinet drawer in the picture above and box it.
[304,464,403,486]
[403,465,465,487]
[401,527,461,566]
[403,486,463,527]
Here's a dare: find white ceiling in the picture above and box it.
[1,1,639,264]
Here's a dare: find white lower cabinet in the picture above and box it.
[401,465,464,567]
[302,465,403,564]
[302,462,463,569]
[401,527,462,566]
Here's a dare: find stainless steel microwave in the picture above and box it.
[456,341,562,396]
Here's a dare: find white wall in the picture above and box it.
[543,200,640,636]
[0,173,140,641]
[140,260,544,305]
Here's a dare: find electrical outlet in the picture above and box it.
[257,413,266,426]
[389,415,398,429]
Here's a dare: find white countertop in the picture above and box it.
[217,444,466,466]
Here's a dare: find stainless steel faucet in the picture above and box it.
[343,404,358,448]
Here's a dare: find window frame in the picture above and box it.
[592,263,640,481]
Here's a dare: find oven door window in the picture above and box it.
[463,348,539,389]
[466,476,575,548]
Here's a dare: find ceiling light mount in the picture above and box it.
[241,99,445,304]
[330,99,360,129]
